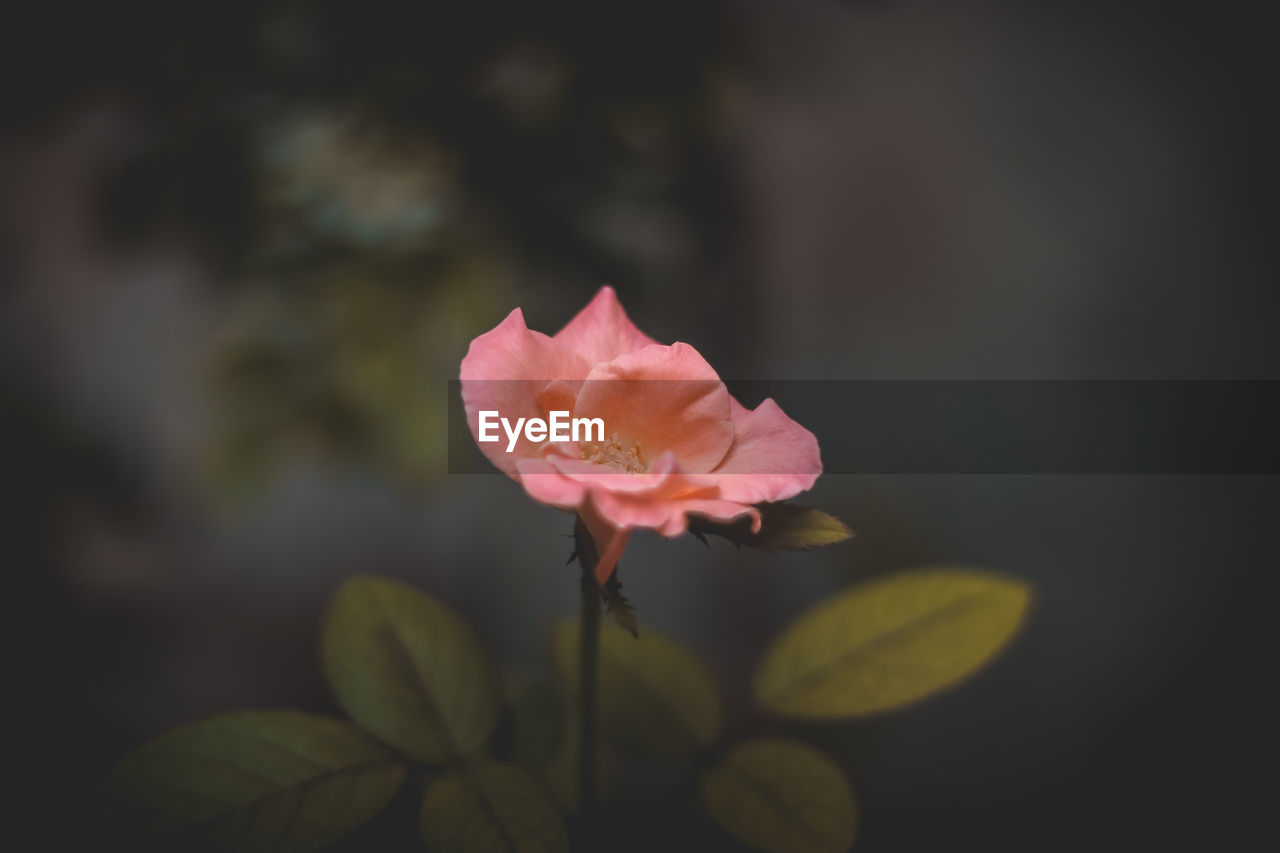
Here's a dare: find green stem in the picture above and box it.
[578,551,601,819]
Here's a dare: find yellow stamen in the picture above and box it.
[582,433,645,473]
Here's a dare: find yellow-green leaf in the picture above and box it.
[419,763,568,853]
[754,567,1032,717]
[103,710,405,850]
[691,503,852,551]
[699,738,857,853]
[323,575,503,762]
[551,619,720,761]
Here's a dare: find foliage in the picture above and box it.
[323,575,503,762]
[419,763,569,853]
[699,739,858,853]
[102,711,405,850]
[104,558,1030,851]
[106,581,568,852]
[551,619,720,762]
[754,568,1032,718]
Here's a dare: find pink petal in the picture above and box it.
[684,499,763,532]
[546,450,718,496]
[573,343,735,474]
[515,457,588,508]
[460,308,590,477]
[591,488,691,538]
[552,286,659,366]
[713,397,822,504]
[548,457,673,495]
[536,379,578,414]
[588,489,759,540]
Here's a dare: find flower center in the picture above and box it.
[581,433,645,473]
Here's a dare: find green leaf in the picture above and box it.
[323,574,503,762]
[699,738,857,853]
[103,710,405,850]
[551,619,719,761]
[690,503,852,552]
[754,567,1032,718]
[419,763,568,853]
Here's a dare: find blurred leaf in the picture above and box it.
[323,575,503,762]
[207,264,509,500]
[419,763,568,853]
[505,677,565,771]
[551,619,719,761]
[259,112,455,250]
[690,503,852,552]
[103,710,405,850]
[699,738,857,853]
[754,567,1032,718]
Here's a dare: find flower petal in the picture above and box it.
[684,499,762,532]
[591,488,692,538]
[546,450,718,496]
[515,457,587,508]
[588,489,759,540]
[460,308,590,477]
[552,286,658,365]
[573,343,735,474]
[713,397,822,504]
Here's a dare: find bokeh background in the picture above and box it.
[3,1,1275,849]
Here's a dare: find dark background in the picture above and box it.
[3,1,1276,849]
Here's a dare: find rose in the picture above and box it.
[460,287,821,583]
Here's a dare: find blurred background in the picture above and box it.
[3,0,1275,849]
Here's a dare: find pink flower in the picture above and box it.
[460,287,821,584]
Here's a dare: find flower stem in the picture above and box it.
[578,543,601,819]
[572,516,602,822]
